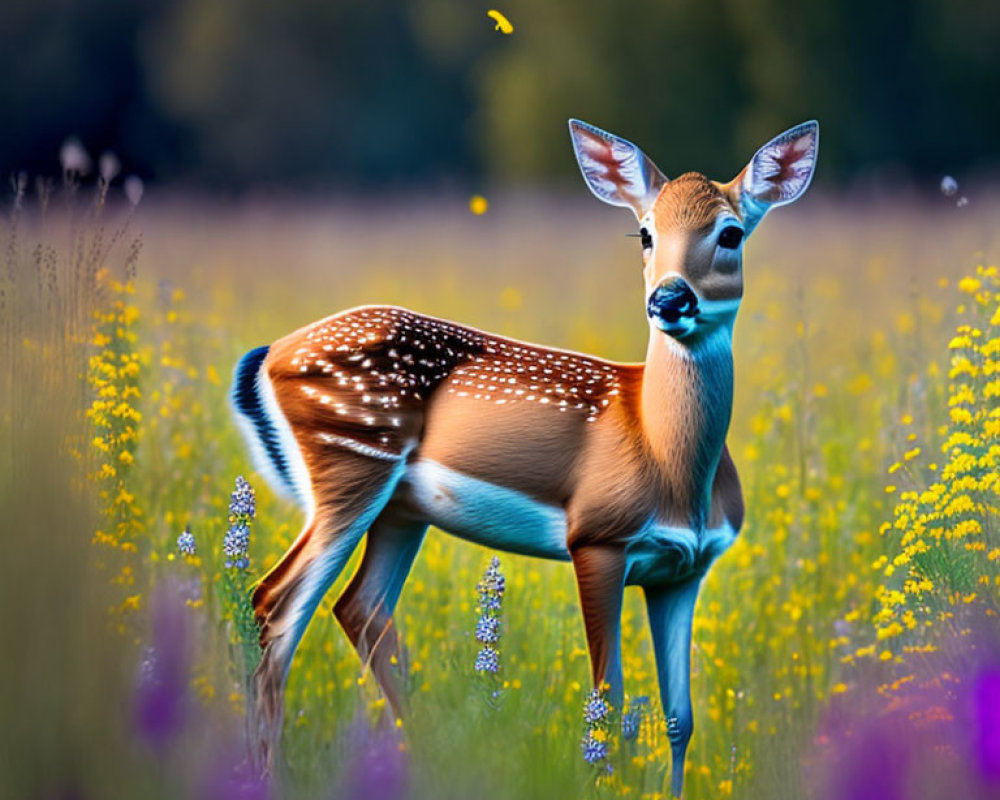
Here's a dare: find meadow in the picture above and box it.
[2,182,998,800]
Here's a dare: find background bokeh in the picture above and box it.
[2,0,999,190]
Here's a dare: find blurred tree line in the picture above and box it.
[1,0,997,189]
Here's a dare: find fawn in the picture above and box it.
[232,118,818,795]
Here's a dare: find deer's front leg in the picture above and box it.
[644,577,701,798]
[570,545,626,709]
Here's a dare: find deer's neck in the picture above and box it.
[640,327,734,531]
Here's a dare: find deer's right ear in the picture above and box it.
[568,119,667,219]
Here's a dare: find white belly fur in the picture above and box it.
[401,459,738,582]
[403,459,571,560]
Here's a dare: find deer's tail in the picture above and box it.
[230,345,310,509]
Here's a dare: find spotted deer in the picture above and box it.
[232,119,818,795]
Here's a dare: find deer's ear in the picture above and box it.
[730,120,818,234]
[568,119,667,219]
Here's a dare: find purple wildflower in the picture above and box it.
[584,688,611,725]
[229,476,256,519]
[580,685,616,768]
[223,523,250,570]
[199,754,270,800]
[475,614,500,644]
[973,668,1000,783]
[336,718,410,800]
[473,557,505,677]
[133,580,192,750]
[477,556,505,600]
[475,646,500,674]
[581,731,609,765]
[811,621,1000,800]
[177,525,196,556]
[478,592,502,613]
[224,476,255,569]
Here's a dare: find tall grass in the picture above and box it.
[0,170,144,797]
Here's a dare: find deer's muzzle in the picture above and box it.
[647,277,699,337]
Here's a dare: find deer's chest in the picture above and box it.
[623,518,737,586]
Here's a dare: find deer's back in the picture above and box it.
[266,305,629,469]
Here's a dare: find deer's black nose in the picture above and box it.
[647,277,699,334]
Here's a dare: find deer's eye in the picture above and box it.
[640,227,653,251]
[717,226,744,249]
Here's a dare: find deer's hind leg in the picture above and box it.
[334,503,427,719]
[249,454,406,774]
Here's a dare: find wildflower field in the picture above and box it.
[2,183,999,800]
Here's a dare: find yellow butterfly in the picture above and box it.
[487,10,513,34]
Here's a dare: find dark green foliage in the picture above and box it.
[0,1,996,186]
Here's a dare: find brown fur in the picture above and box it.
[571,545,626,686]
[651,173,733,232]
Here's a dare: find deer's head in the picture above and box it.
[569,119,818,345]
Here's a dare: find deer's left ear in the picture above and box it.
[569,119,667,219]
[728,120,818,235]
